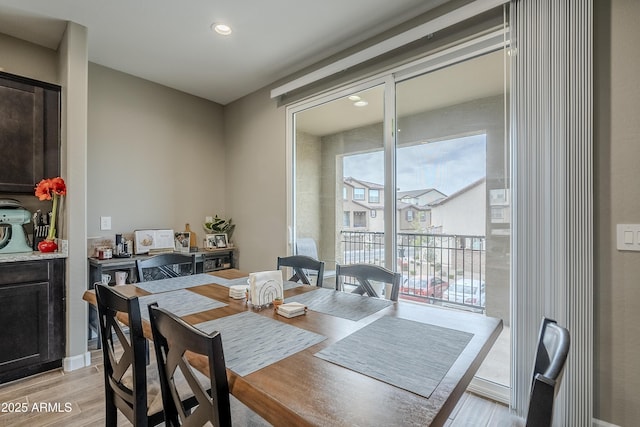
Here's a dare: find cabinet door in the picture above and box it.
[0,258,64,383]
[0,281,50,371]
[0,72,61,193]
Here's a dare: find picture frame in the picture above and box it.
[206,233,228,249]
[134,229,175,254]
[174,231,191,253]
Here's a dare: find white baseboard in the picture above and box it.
[62,351,91,371]
[593,419,621,427]
[467,377,510,405]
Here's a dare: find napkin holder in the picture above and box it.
[248,270,284,308]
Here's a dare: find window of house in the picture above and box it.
[343,187,348,200]
[406,210,413,221]
[370,210,377,218]
[369,189,380,203]
[354,211,366,227]
[420,211,426,222]
[353,188,365,200]
[343,211,350,227]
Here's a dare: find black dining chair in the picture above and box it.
[136,253,196,282]
[277,255,325,287]
[147,304,270,427]
[95,284,201,426]
[525,317,570,427]
[335,263,401,301]
[94,284,167,426]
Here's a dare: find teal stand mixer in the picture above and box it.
[0,199,33,254]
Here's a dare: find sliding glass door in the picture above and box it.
[293,84,385,288]
[395,50,510,393]
[289,35,510,399]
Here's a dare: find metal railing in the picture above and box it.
[340,230,486,312]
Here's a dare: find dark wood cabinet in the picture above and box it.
[0,71,61,193]
[0,258,65,383]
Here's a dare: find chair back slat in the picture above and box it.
[335,263,401,301]
[136,253,196,282]
[277,255,325,287]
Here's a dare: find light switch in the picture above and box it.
[624,231,634,244]
[100,216,112,231]
[617,224,640,251]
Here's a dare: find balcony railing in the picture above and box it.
[340,230,486,312]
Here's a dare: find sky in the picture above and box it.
[343,134,486,196]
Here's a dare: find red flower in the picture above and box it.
[34,177,67,242]
[35,177,67,200]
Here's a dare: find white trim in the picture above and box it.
[63,351,92,371]
[271,0,509,98]
[592,420,621,427]
[468,377,510,405]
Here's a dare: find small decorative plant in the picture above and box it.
[203,215,235,241]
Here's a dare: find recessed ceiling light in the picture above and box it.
[348,95,361,101]
[211,23,232,36]
[354,100,368,107]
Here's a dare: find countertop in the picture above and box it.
[0,247,68,263]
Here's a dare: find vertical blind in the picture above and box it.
[510,0,593,425]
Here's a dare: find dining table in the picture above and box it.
[83,269,503,427]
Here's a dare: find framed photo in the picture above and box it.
[174,231,190,253]
[206,233,228,249]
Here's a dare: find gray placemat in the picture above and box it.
[138,289,227,321]
[212,278,303,291]
[315,316,473,398]
[206,277,248,288]
[195,311,325,376]
[286,287,392,321]
[135,273,218,293]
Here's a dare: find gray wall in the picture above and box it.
[295,131,322,246]
[87,63,225,240]
[223,87,287,272]
[594,0,640,424]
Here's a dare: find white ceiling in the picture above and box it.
[0,0,450,105]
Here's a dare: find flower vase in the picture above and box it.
[38,239,58,253]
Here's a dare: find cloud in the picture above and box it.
[344,134,486,195]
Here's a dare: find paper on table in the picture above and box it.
[248,270,283,307]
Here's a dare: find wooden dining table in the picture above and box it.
[83,269,503,427]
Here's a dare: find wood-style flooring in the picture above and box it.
[0,349,520,426]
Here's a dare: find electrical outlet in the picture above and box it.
[100,216,112,231]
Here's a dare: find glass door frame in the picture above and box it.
[286,38,511,400]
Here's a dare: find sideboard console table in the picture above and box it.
[86,248,236,343]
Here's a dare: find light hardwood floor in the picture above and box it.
[0,349,519,426]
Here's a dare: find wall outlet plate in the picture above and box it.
[616,224,640,251]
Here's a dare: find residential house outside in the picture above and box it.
[430,178,486,237]
[342,177,384,231]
